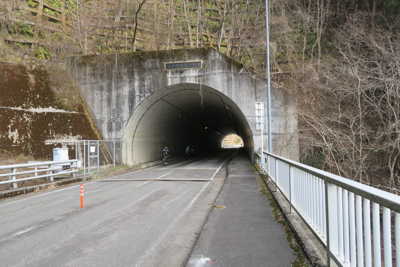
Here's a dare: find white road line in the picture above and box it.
[156,172,171,179]
[210,156,230,180]
[0,216,64,243]
[134,180,211,267]
[163,188,191,210]
[0,155,229,207]
[0,183,93,207]
[134,154,230,266]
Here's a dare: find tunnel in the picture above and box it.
[123,83,254,165]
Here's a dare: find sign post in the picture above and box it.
[255,102,265,166]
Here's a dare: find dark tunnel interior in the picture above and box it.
[123,83,254,165]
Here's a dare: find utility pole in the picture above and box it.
[265,0,273,153]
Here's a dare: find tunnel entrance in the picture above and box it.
[123,83,253,165]
[221,134,244,149]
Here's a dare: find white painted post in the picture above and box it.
[372,202,381,267]
[356,195,364,267]
[320,178,325,237]
[364,199,372,267]
[326,182,339,267]
[289,165,294,213]
[9,168,17,189]
[343,190,350,263]
[349,192,356,267]
[47,164,53,182]
[337,187,343,257]
[396,212,400,267]
[71,161,77,178]
[97,140,100,173]
[383,207,392,267]
[275,158,279,186]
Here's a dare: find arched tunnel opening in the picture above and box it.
[221,134,244,149]
[123,83,254,165]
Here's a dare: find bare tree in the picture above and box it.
[161,0,176,50]
[182,0,193,48]
[130,0,147,52]
[294,12,400,192]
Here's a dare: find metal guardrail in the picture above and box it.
[259,151,400,267]
[0,160,79,189]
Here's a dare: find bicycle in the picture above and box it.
[163,154,169,165]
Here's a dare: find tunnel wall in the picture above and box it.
[0,56,101,160]
[67,47,298,163]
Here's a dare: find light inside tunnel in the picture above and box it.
[123,83,254,165]
[221,134,244,149]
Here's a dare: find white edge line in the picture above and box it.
[210,156,230,180]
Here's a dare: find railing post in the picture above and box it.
[87,140,90,174]
[356,195,364,266]
[289,165,293,213]
[71,161,77,178]
[9,168,17,189]
[337,188,343,257]
[326,182,339,267]
[75,140,78,164]
[275,158,279,185]
[47,164,54,182]
[97,140,100,173]
[395,212,400,267]
[364,199,372,267]
[383,207,392,267]
[372,203,381,267]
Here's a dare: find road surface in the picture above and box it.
[0,152,232,267]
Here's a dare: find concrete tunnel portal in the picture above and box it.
[123,83,253,165]
[68,48,298,167]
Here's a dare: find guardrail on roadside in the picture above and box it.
[259,151,400,267]
[0,160,79,189]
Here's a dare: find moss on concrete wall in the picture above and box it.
[0,57,101,160]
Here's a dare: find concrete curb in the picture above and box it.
[255,166,328,267]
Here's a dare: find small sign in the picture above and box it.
[90,145,96,153]
[62,165,70,170]
[165,61,202,70]
[255,102,265,131]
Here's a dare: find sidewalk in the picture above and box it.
[187,150,297,267]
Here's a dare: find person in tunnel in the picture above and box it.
[186,145,195,157]
[186,145,192,157]
[162,146,170,165]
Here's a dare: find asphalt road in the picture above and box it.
[0,152,232,267]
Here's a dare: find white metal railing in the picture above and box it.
[0,160,78,189]
[260,151,400,267]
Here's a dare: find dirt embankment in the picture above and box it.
[0,56,100,160]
